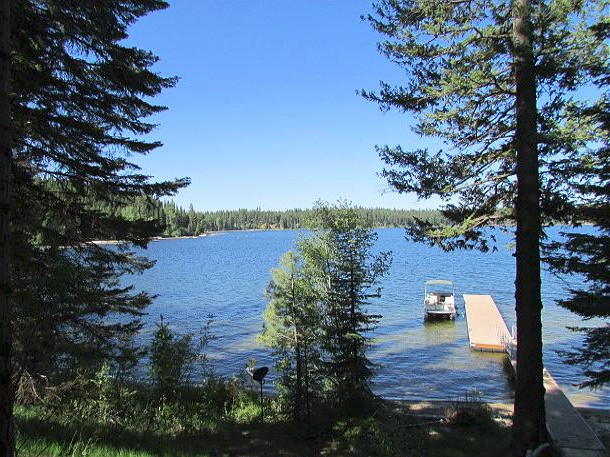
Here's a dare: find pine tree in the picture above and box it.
[187,203,198,234]
[306,202,391,405]
[260,251,322,425]
[261,204,392,417]
[363,0,607,452]
[2,2,189,453]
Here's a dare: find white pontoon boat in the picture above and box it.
[424,280,457,320]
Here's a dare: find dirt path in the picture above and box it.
[396,400,608,455]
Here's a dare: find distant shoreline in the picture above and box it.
[89,227,389,245]
[91,231,227,245]
[90,223,596,245]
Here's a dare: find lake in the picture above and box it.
[128,227,609,408]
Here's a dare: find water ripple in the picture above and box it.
[127,228,608,408]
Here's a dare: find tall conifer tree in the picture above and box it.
[307,202,391,405]
[260,250,322,425]
[2,2,188,453]
[363,0,608,452]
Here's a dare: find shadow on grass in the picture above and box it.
[324,401,513,457]
[16,401,514,457]
[16,410,326,457]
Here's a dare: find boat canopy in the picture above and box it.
[425,279,454,286]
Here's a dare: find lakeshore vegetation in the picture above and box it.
[0,1,607,457]
[97,197,448,236]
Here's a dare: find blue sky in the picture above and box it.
[127,1,439,211]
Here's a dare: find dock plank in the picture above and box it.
[543,370,606,456]
[463,294,511,352]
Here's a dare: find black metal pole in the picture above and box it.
[259,380,264,423]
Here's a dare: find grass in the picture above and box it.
[15,398,514,457]
[14,367,514,456]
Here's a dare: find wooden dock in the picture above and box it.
[463,294,606,456]
[463,294,511,352]
[544,370,607,457]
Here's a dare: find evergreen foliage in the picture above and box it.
[362,0,607,451]
[260,251,322,426]
[60,195,448,237]
[6,2,188,446]
[148,317,197,397]
[261,202,391,416]
[118,201,448,235]
[363,0,607,243]
[545,100,610,388]
[308,202,391,406]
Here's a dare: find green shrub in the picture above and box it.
[64,363,138,428]
[148,316,197,396]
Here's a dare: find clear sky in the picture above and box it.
[127,1,440,211]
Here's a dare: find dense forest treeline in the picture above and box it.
[106,198,448,237]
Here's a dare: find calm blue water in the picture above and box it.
[128,227,609,408]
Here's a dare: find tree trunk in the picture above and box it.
[290,277,302,423]
[0,0,11,455]
[512,0,546,453]
[304,348,311,433]
[349,264,356,391]
[294,341,302,422]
